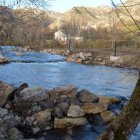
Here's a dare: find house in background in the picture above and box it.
[54,30,83,42]
[54,30,67,41]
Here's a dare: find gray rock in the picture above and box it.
[54,107,63,118]
[31,105,41,113]
[25,116,34,126]
[14,115,21,122]
[0,108,8,117]
[57,102,69,115]
[79,52,85,59]
[16,87,49,103]
[77,89,98,103]
[3,114,21,129]
[37,137,45,140]
[5,103,11,109]
[49,86,77,100]
[8,127,24,140]
[85,52,92,57]
[32,126,40,135]
[0,82,14,107]
[67,105,85,117]
[39,100,55,109]
[0,126,8,140]
[64,135,73,140]
[67,128,73,136]
[69,99,81,105]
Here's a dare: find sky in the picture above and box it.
[50,0,126,12]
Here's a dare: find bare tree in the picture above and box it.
[98,0,140,139]
[60,17,79,52]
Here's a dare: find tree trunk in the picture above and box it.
[98,72,140,140]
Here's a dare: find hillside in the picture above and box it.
[48,6,111,29]
[48,0,140,31]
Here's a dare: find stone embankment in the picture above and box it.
[0,81,121,140]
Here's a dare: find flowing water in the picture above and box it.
[0,46,139,140]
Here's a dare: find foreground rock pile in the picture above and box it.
[0,81,121,140]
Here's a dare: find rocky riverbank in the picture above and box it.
[66,52,140,69]
[0,81,121,140]
[38,48,140,69]
[0,53,10,64]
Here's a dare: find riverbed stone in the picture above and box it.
[0,82,14,107]
[81,103,107,114]
[101,111,116,123]
[48,86,77,100]
[54,117,87,129]
[77,89,98,103]
[99,96,121,106]
[67,105,85,117]
[17,87,49,102]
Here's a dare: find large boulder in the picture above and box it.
[67,105,85,117]
[99,96,121,106]
[16,87,49,102]
[34,109,51,129]
[54,117,87,129]
[81,103,107,114]
[48,86,77,101]
[0,82,14,107]
[77,89,98,103]
[101,111,116,123]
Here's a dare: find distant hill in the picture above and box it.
[48,6,111,30]
[48,0,140,32]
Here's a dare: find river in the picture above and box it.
[0,46,139,140]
